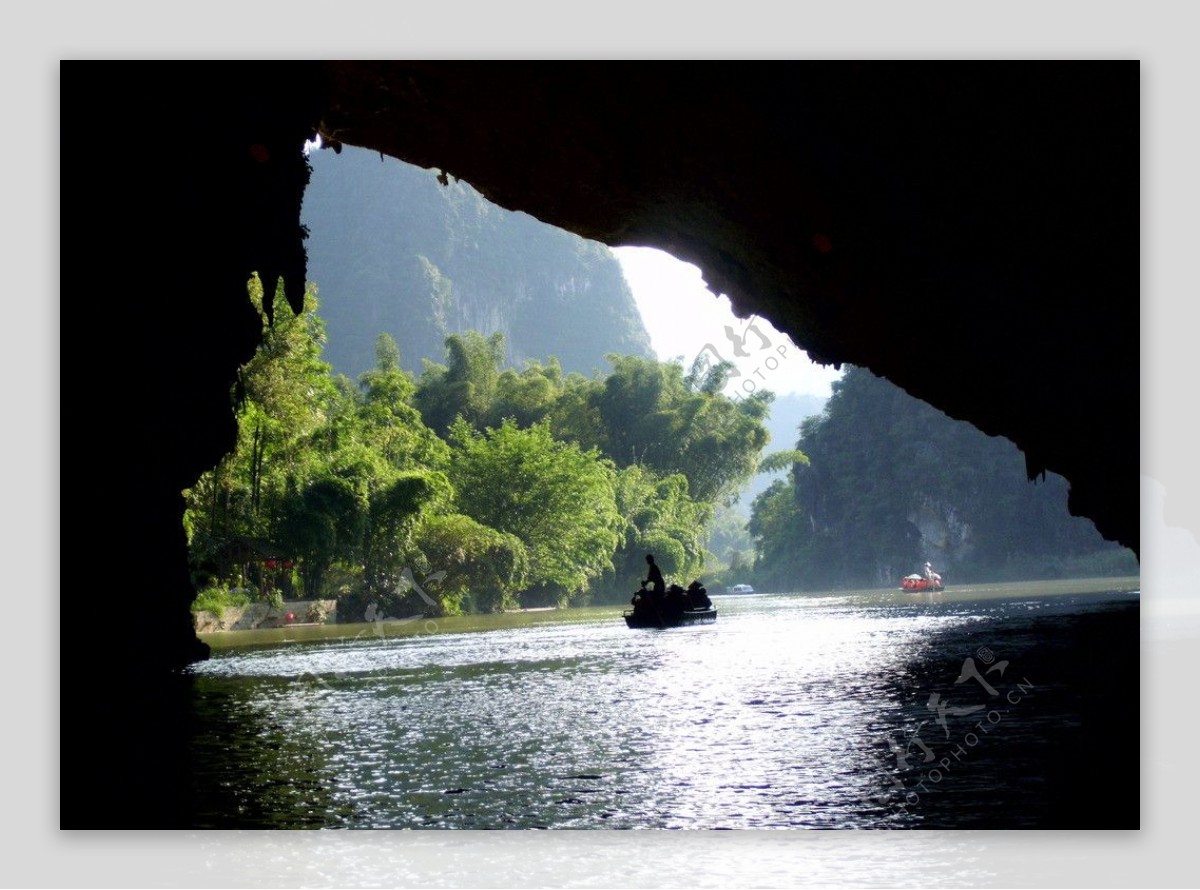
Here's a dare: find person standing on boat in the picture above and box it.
[644,554,666,599]
[924,561,943,587]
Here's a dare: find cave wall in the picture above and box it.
[65,65,325,825]
[63,62,1137,825]
[318,62,1139,556]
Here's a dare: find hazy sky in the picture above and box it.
[612,246,843,399]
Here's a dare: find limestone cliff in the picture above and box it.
[301,147,653,378]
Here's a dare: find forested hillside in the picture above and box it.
[301,146,653,378]
[183,278,770,618]
[748,366,1137,591]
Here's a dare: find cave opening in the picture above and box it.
[63,62,1139,830]
[186,141,1132,638]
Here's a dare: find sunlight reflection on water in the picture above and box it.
[187,583,1139,833]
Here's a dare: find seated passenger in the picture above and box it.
[662,583,685,614]
[687,580,712,609]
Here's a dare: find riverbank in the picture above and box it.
[192,599,337,633]
[197,603,627,651]
[194,576,1138,652]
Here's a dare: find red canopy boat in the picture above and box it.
[901,573,944,592]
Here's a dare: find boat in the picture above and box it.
[727,583,755,595]
[624,581,717,628]
[900,573,944,592]
[623,604,718,628]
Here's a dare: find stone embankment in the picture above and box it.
[193,599,338,633]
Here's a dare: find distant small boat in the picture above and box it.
[728,584,755,595]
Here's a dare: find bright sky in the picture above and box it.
[612,246,843,399]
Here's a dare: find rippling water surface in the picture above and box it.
[187,581,1139,829]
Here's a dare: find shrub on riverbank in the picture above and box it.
[191,586,253,615]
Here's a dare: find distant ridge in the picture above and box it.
[301,147,653,378]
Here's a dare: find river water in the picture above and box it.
[185,580,1139,830]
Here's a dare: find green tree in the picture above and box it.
[356,333,451,473]
[485,358,565,429]
[414,514,530,614]
[414,331,507,435]
[237,276,338,505]
[747,479,811,591]
[545,370,606,445]
[358,332,416,409]
[183,275,337,592]
[555,353,774,505]
[275,471,367,597]
[593,464,712,602]
[362,469,452,600]
[449,418,621,605]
